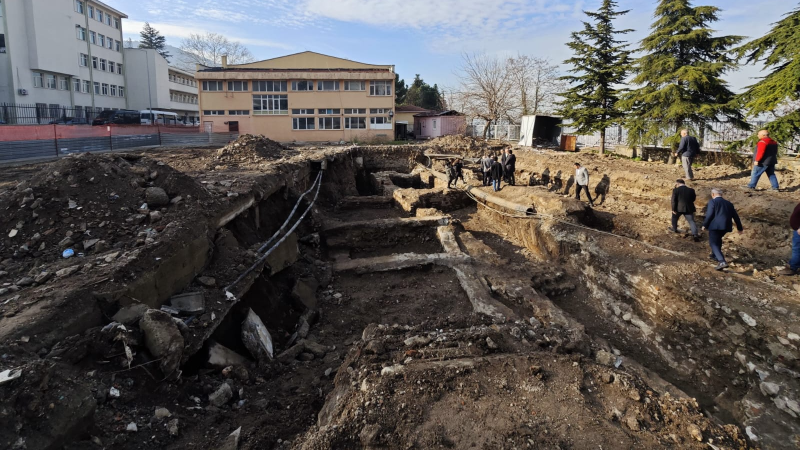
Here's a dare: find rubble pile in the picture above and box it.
[424,135,508,155]
[211,134,293,167]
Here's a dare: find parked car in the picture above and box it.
[49,117,89,125]
[92,110,141,126]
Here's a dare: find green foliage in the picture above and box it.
[736,5,800,144]
[404,74,446,111]
[621,0,747,150]
[395,74,408,106]
[139,22,171,61]
[559,0,633,147]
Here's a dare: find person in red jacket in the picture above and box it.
[778,202,800,275]
[746,129,779,190]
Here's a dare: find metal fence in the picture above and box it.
[0,124,237,163]
[468,124,521,141]
[0,103,103,125]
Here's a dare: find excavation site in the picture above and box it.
[1,135,799,450]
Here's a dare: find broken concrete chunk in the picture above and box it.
[208,342,249,369]
[145,187,170,207]
[209,382,233,407]
[739,311,757,327]
[112,303,150,325]
[220,426,241,450]
[304,340,328,358]
[83,239,100,250]
[595,350,615,366]
[277,342,305,363]
[169,291,205,314]
[154,407,172,419]
[760,381,781,397]
[126,422,138,432]
[140,309,185,377]
[0,368,22,385]
[241,308,273,364]
[33,271,52,284]
[56,266,80,278]
[404,335,431,348]
[291,277,319,309]
[196,276,217,287]
[168,418,179,436]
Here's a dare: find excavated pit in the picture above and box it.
[0,143,797,449]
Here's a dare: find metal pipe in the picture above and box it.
[419,165,534,215]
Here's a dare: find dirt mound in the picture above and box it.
[425,135,509,156]
[211,134,294,167]
[0,152,214,285]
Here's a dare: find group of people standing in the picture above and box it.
[480,149,516,191]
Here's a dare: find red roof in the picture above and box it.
[395,105,432,113]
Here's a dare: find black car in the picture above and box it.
[92,109,141,126]
[49,117,89,125]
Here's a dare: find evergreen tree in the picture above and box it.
[736,5,800,145]
[621,0,746,154]
[395,74,408,105]
[558,0,633,154]
[139,22,171,61]
[405,75,445,110]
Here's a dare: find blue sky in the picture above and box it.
[104,0,793,93]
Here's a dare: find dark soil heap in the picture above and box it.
[211,134,294,168]
[0,152,214,281]
[424,135,509,158]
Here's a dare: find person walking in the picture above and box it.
[675,129,700,181]
[746,129,779,191]
[574,162,594,207]
[453,158,465,186]
[702,188,744,270]
[668,179,699,240]
[481,154,493,186]
[504,149,516,186]
[446,159,457,189]
[490,156,503,192]
[778,202,800,276]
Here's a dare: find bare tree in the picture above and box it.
[507,55,564,118]
[455,53,516,139]
[178,33,255,70]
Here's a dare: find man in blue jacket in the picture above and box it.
[675,129,700,181]
[702,188,744,270]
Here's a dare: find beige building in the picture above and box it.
[196,51,395,142]
[395,105,431,132]
[0,0,128,121]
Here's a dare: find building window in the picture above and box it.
[345,117,366,129]
[92,56,98,69]
[87,5,93,19]
[101,83,108,95]
[117,64,123,75]
[318,108,340,115]
[59,77,69,90]
[0,34,4,53]
[253,80,287,92]
[344,81,366,91]
[73,78,81,92]
[291,109,314,115]
[109,61,115,73]
[370,80,392,96]
[97,10,103,22]
[118,87,124,97]
[114,18,119,29]
[202,81,223,91]
[110,85,117,96]
[344,108,366,114]
[33,72,44,88]
[89,31,96,44]
[291,80,314,91]
[94,82,100,94]
[82,80,90,93]
[203,110,224,116]
[75,0,84,13]
[371,117,390,125]
[292,117,315,130]
[115,40,120,52]
[318,117,341,130]
[46,74,57,89]
[106,14,111,26]
[229,110,249,115]
[107,38,113,49]
[99,59,107,71]
[98,34,105,47]
[370,108,392,114]
[252,94,288,115]
[433,119,437,129]
[76,26,86,41]
[317,80,339,91]
[228,81,248,92]
[79,53,89,67]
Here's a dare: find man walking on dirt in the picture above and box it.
[574,163,594,207]
[675,129,699,181]
[778,201,800,276]
[669,179,699,240]
[746,129,779,191]
[481,154,493,186]
[490,156,503,192]
[504,149,516,186]
[702,188,744,271]
[446,159,457,189]
[453,158,465,186]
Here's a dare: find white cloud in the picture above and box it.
[124,20,292,50]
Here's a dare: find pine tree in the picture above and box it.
[736,5,800,145]
[558,0,633,154]
[395,74,408,105]
[139,22,171,61]
[621,0,747,154]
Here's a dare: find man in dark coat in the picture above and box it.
[453,158,465,186]
[446,159,457,188]
[669,179,699,239]
[490,156,503,192]
[675,129,700,180]
[504,149,516,186]
[746,129,779,190]
[702,188,744,270]
[778,202,800,276]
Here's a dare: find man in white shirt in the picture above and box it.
[574,162,594,207]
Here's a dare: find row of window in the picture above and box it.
[79,53,124,74]
[170,93,198,104]
[290,117,390,130]
[77,27,122,52]
[32,72,125,97]
[169,74,196,87]
[201,80,392,95]
[75,1,121,29]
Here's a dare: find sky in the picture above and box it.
[104,0,793,93]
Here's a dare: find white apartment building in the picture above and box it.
[0,0,128,121]
[124,48,199,124]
